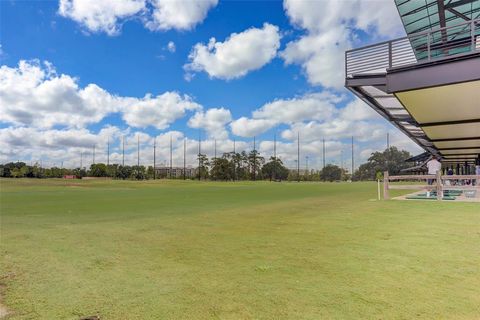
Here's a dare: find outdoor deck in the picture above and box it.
[394,188,480,202]
[384,172,480,202]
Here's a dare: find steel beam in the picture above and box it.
[387,54,480,92]
[420,118,480,127]
[438,146,480,150]
[431,136,480,142]
[445,0,477,9]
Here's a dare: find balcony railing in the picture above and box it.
[346,19,480,77]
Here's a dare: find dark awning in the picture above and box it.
[406,152,431,162]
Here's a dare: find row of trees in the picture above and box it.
[198,150,290,181]
[201,150,357,181]
[1,147,411,181]
[0,162,155,180]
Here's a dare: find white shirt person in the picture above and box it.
[427,157,442,175]
[426,156,441,186]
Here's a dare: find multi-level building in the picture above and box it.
[345,0,480,173]
[154,166,198,179]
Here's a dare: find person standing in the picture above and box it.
[426,155,442,185]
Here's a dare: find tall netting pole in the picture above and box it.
[122,136,125,166]
[153,138,156,180]
[273,133,276,181]
[297,132,300,182]
[183,137,186,180]
[351,136,354,180]
[322,138,326,169]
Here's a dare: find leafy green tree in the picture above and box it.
[341,170,351,181]
[248,149,264,181]
[353,147,412,181]
[146,166,155,179]
[116,166,131,180]
[197,153,209,180]
[1,162,27,177]
[44,167,67,178]
[10,167,25,178]
[22,165,34,178]
[262,157,289,181]
[89,163,108,177]
[131,165,146,180]
[210,154,233,181]
[230,151,248,180]
[30,163,46,178]
[73,167,87,178]
[320,164,343,182]
[106,164,119,178]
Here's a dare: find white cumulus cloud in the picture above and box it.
[58,0,146,35]
[281,28,351,90]
[230,92,343,138]
[230,117,277,138]
[0,125,125,166]
[188,108,232,139]
[0,60,201,130]
[339,98,380,121]
[185,23,281,80]
[0,60,120,128]
[122,92,201,130]
[58,0,217,35]
[281,0,403,89]
[146,0,218,31]
[228,90,402,151]
[253,92,342,123]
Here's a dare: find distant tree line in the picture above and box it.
[0,147,411,181]
[0,162,155,180]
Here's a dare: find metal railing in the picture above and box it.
[346,19,480,77]
[383,171,479,201]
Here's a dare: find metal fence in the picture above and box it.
[346,19,480,76]
[383,171,479,201]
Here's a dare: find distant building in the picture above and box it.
[288,168,310,176]
[155,166,197,179]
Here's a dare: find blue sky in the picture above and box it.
[0,0,420,169]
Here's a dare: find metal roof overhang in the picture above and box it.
[405,151,431,162]
[396,0,480,37]
[345,13,480,165]
[346,55,480,165]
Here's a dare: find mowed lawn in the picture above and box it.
[0,179,479,320]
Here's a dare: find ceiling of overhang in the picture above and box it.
[348,81,479,164]
[394,79,480,160]
[396,0,480,35]
[443,154,478,158]
[433,138,480,148]
[395,81,480,123]
[441,148,480,154]
[350,83,436,159]
[422,122,480,139]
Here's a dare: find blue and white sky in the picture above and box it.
[0,0,422,169]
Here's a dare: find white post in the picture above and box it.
[383,171,390,200]
[436,170,442,200]
[377,179,381,200]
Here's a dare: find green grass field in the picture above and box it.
[0,179,479,319]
